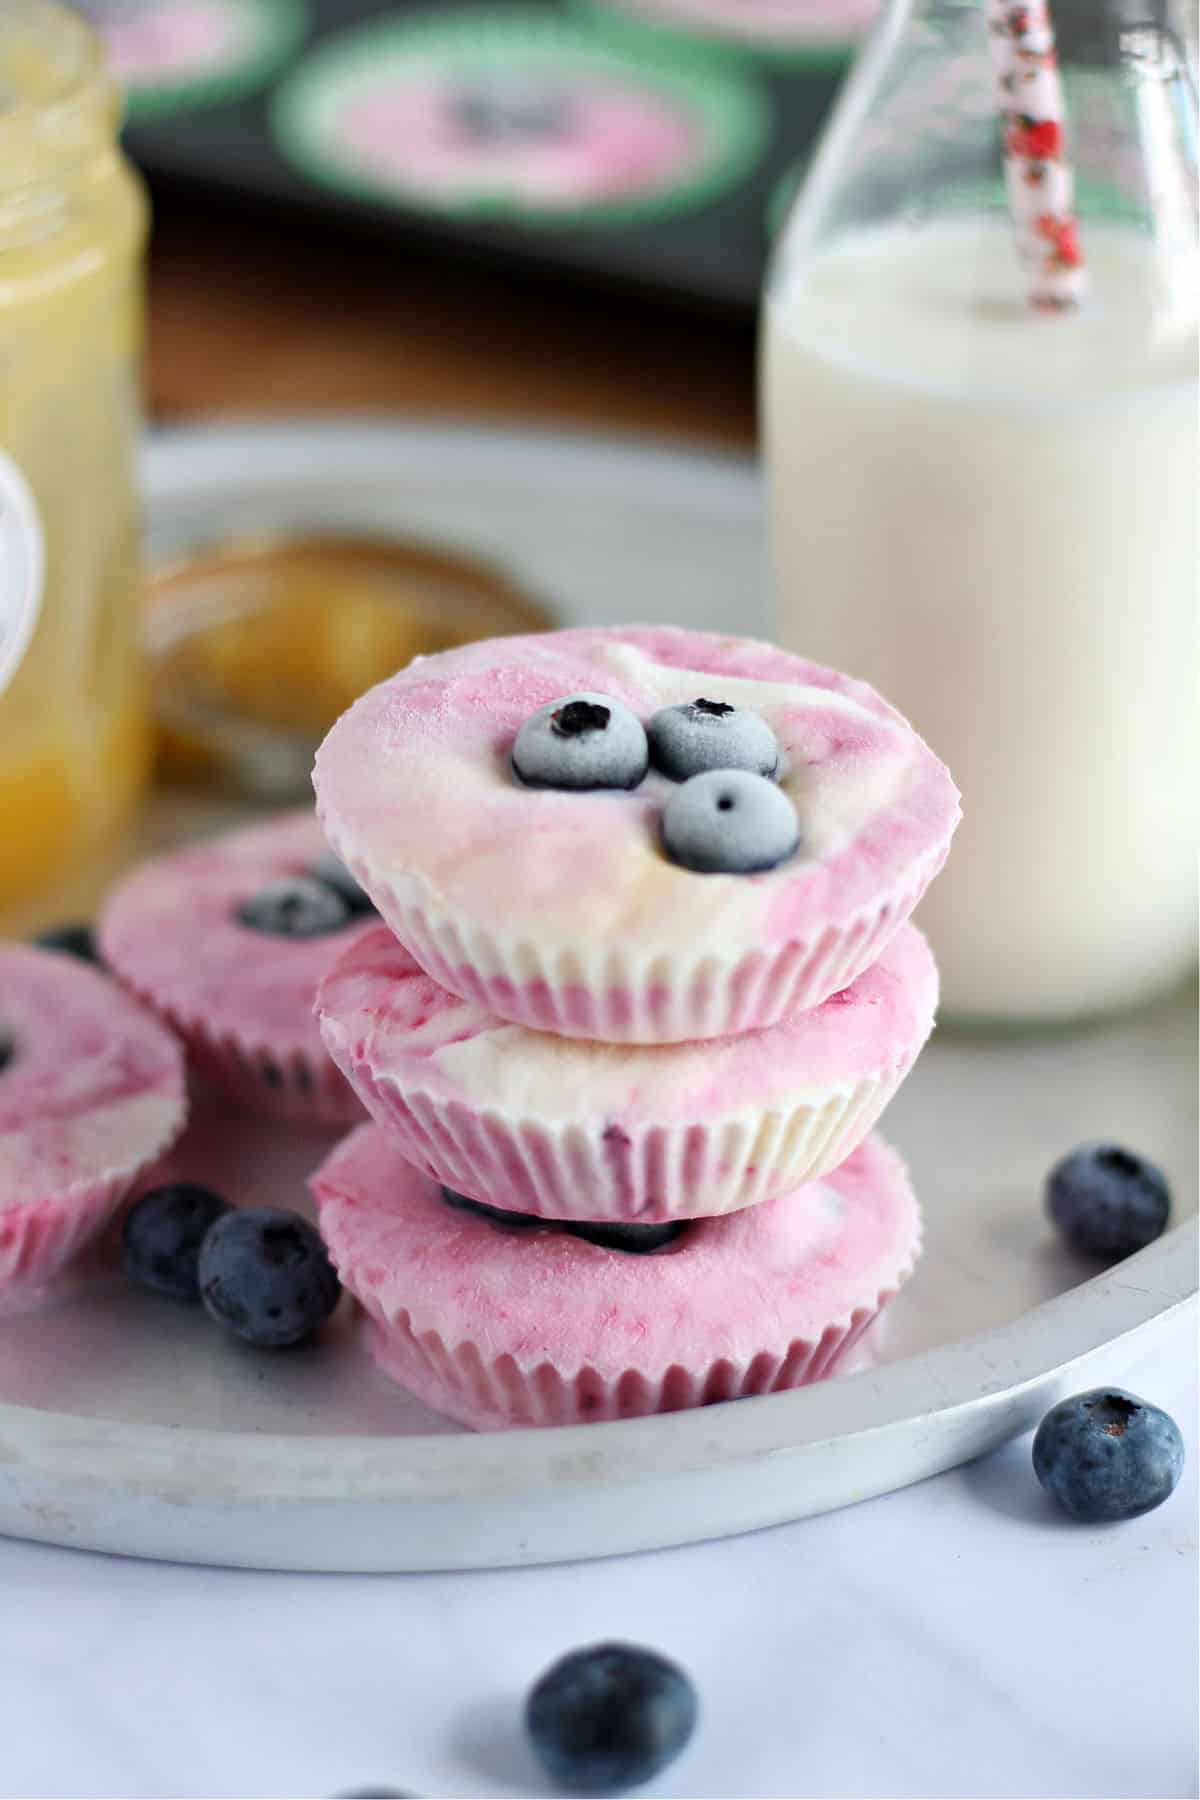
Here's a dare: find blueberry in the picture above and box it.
[198,1207,341,1347]
[647,698,779,782]
[33,922,98,963]
[661,769,798,875]
[1046,1144,1171,1258]
[1033,1388,1185,1523]
[568,1220,687,1254]
[0,1033,14,1076]
[235,876,350,938]
[526,1642,698,1795]
[512,694,648,792]
[312,849,377,916]
[441,1187,543,1230]
[452,82,570,142]
[121,1183,231,1301]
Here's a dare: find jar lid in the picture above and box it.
[0,1,119,191]
[146,529,554,803]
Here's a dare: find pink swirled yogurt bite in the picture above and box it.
[312,1124,920,1430]
[317,920,937,1222]
[0,945,187,1300]
[314,625,960,1043]
[100,813,377,1126]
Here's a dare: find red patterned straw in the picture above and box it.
[986,0,1087,309]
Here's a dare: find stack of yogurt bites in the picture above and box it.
[310,625,959,1429]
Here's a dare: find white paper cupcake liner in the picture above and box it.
[329,836,948,1044]
[341,1058,905,1222]
[0,1112,185,1300]
[360,1286,904,1430]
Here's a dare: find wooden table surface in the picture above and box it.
[145,193,758,447]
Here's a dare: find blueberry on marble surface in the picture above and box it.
[661,768,798,874]
[198,1207,340,1347]
[1033,1388,1185,1523]
[526,1641,698,1794]
[1046,1144,1170,1258]
[312,849,377,916]
[236,876,351,938]
[647,698,779,782]
[512,694,648,791]
[121,1183,231,1301]
[32,922,98,963]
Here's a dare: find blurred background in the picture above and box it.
[1,0,870,934]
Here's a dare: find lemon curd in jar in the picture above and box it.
[0,1,149,930]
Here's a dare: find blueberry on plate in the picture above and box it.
[33,922,98,963]
[526,1642,698,1795]
[236,876,351,938]
[198,1207,341,1347]
[1046,1143,1170,1258]
[568,1220,687,1254]
[312,849,376,916]
[512,694,648,792]
[1033,1388,1185,1523]
[121,1183,231,1301]
[661,769,798,874]
[647,698,779,782]
[441,1187,543,1230]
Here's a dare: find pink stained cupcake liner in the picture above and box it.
[98,810,375,1127]
[312,1124,922,1431]
[0,946,188,1299]
[317,921,938,1221]
[313,625,960,1043]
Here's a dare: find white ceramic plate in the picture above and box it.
[0,419,1194,1573]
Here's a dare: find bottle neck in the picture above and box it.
[0,0,120,250]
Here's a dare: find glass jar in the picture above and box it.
[0,0,150,933]
[762,0,1198,1024]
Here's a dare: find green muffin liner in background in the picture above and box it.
[270,5,771,228]
[572,0,870,70]
[85,0,310,121]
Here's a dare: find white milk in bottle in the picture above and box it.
[762,0,1199,1022]
[764,219,1197,1021]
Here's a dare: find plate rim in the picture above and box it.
[2,418,1193,1562]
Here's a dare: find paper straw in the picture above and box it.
[986,0,1087,309]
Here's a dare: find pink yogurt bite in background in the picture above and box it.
[317,920,938,1221]
[99,812,376,1126]
[313,625,960,1043]
[313,1125,921,1430]
[0,945,187,1298]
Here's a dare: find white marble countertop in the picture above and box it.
[0,1329,1193,1800]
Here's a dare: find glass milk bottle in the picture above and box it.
[762,0,1198,1024]
[0,1,149,933]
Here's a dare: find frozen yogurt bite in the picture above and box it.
[318,920,938,1221]
[0,945,187,1298]
[313,1125,921,1429]
[99,812,377,1124]
[314,625,960,1041]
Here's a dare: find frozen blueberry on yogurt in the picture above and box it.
[441,1187,545,1230]
[647,696,779,780]
[237,876,351,938]
[512,692,649,791]
[661,768,799,874]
